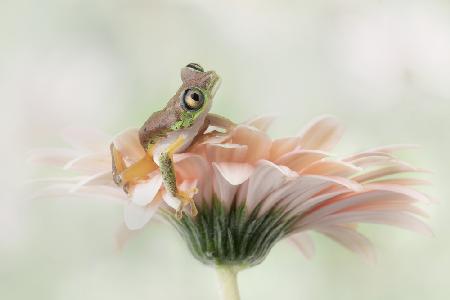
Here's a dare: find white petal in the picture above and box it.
[163,192,181,210]
[69,171,113,193]
[131,174,162,206]
[124,196,163,230]
[61,127,110,152]
[27,148,80,167]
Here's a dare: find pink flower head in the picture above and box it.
[31,115,431,264]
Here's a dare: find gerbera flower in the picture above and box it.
[30,115,431,300]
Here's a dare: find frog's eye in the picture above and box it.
[181,88,205,111]
[186,63,204,72]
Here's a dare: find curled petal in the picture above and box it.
[112,128,146,164]
[212,162,254,186]
[212,165,239,211]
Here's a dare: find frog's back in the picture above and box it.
[139,109,179,148]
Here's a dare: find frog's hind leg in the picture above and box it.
[110,143,159,193]
[159,135,198,219]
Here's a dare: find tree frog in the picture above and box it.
[110,63,235,219]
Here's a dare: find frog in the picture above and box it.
[110,63,236,219]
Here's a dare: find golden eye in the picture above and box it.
[182,88,205,111]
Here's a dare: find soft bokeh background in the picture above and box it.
[1,0,449,299]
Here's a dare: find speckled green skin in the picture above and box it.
[159,152,177,195]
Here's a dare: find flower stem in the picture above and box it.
[215,266,241,300]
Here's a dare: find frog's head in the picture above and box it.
[168,63,221,131]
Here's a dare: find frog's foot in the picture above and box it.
[175,187,199,220]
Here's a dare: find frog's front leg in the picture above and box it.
[206,113,236,132]
[159,135,198,219]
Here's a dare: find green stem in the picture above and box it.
[215,266,241,300]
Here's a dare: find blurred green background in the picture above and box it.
[1,0,449,299]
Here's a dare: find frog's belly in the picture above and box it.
[152,119,204,165]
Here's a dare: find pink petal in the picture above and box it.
[231,125,272,163]
[270,176,333,216]
[124,195,163,230]
[174,153,212,206]
[112,128,146,164]
[289,232,315,259]
[368,178,431,186]
[300,160,361,177]
[275,150,329,172]
[286,190,349,218]
[352,163,426,183]
[270,137,301,160]
[306,175,363,191]
[307,211,432,236]
[343,151,393,162]
[298,190,419,226]
[205,143,248,162]
[131,173,162,206]
[366,183,432,203]
[318,226,376,263]
[212,162,254,185]
[246,160,293,213]
[212,165,239,211]
[63,153,110,173]
[244,115,277,132]
[365,144,421,153]
[297,115,344,151]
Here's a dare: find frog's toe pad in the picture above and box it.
[175,188,199,219]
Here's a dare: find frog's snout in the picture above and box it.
[208,71,221,97]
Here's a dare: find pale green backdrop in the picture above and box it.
[1,0,449,299]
